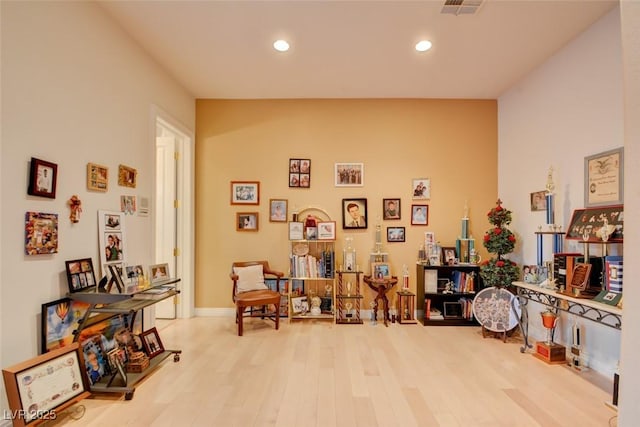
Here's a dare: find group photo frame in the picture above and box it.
[289,158,311,188]
[335,162,364,187]
[98,210,126,278]
[386,226,405,242]
[412,178,431,200]
[230,181,260,205]
[65,258,97,293]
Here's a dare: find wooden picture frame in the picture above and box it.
[387,226,405,242]
[25,211,59,255]
[317,221,336,240]
[65,258,97,293]
[335,162,364,187]
[412,178,431,199]
[530,190,547,211]
[41,297,90,354]
[230,181,260,205]
[289,158,311,188]
[149,263,169,283]
[342,198,368,229]
[237,212,259,231]
[2,343,91,426]
[27,157,57,199]
[288,221,304,240]
[118,164,137,188]
[269,199,288,222]
[570,263,593,291]
[585,147,623,207]
[383,198,401,220]
[442,247,457,265]
[371,262,391,279]
[141,327,164,358]
[411,204,429,225]
[87,162,108,192]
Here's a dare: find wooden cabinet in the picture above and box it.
[416,264,483,326]
[288,240,335,320]
[68,278,181,400]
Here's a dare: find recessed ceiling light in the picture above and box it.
[273,39,290,52]
[415,40,433,52]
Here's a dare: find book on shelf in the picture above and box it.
[604,255,623,293]
[424,269,438,293]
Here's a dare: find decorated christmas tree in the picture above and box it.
[480,199,519,288]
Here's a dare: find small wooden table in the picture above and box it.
[364,276,398,326]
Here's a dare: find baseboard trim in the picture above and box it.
[194,307,234,317]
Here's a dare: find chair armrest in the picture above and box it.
[263,268,283,278]
[230,273,239,281]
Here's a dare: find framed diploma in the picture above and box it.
[584,147,623,207]
[2,343,90,426]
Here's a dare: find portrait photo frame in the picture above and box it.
[27,157,57,199]
[289,158,311,188]
[335,162,364,187]
[371,262,391,279]
[382,198,401,220]
[269,199,288,222]
[150,263,170,282]
[386,226,405,242]
[317,221,336,240]
[117,164,137,188]
[412,178,431,200]
[411,204,429,226]
[442,247,457,265]
[288,221,304,240]
[584,147,624,207]
[87,162,108,192]
[230,181,260,205]
[41,297,91,354]
[237,212,259,231]
[342,198,368,229]
[25,211,59,255]
[98,210,127,278]
[141,327,164,358]
[530,190,547,211]
[65,258,97,293]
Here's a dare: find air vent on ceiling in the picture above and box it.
[442,0,483,15]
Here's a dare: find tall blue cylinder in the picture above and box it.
[546,193,554,225]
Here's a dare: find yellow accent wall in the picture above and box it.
[195,99,497,309]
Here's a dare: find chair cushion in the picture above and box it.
[234,264,268,293]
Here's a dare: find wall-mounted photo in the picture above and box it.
[118,164,137,188]
[530,190,547,211]
[25,211,59,255]
[585,147,623,207]
[121,195,136,215]
[387,226,405,242]
[28,157,58,199]
[289,158,311,188]
[411,204,429,225]
[383,198,401,220]
[237,212,259,231]
[342,198,367,229]
[317,221,336,240]
[230,181,260,205]
[87,162,108,192]
[335,163,364,187]
[269,199,287,222]
[412,178,431,199]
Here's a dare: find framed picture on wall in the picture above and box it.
[411,204,429,225]
[269,199,288,222]
[25,211,59,255]
[289,159,311,188]
[342,198,367,229]
[27,157,58,199]
[382,198,401,220]
[335,163,364,187]
[118,164,137,188]
[387,227,405,242]
[237,212,259,231]
[230,181,260,205]
[412,178,430,199]
[87,163,108,192]
[584,147,623,207]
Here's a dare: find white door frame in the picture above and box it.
[150,105,195,319]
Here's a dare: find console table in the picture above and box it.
[512,281,622,353]
[363,276,398,326]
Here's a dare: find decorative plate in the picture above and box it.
[292,242,309,256]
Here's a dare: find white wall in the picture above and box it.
[0,0,194,416]
[498,7,623,377]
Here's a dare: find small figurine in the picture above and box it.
[68,195,82,223]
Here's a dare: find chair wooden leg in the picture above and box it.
[275,305,280,330]
[237,306,244,336]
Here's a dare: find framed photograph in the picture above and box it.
[121,195,136,215]
[383,198,401,220]
[237,212,259,231]
[585,147,623,207]
[306,227,317,240]
[371,262,391,279]
[565,205,623,242]
[77,313,136,355]
[27,157,57,199]
[387,226,405,242]
[230,181,260,205]
[530,190,547,211]
[412,178,431,199]
[98,210,126,277]
[335,162,364,187]
[87,162,108,192]
[411,204,429,225]
[105,264,127,293]
[289,158,311,188]
[291,295,309,315]
[269,199,288,222]
[141,327,164,358]
[150,263,169,282]
[125,265,145,281]
[81,335,110,385]
[443,302,464,319]
[342,198,368,229]
[107,351,127,384]
[289,221,304,240]
[442,247,457,265]
[118,164,137,188]
[25,211,58,255]
[2,343,91,426]
[41,297,91,353]
[65,258,97,293]
[317,221,336,240]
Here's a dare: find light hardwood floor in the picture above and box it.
[50,317,617,427]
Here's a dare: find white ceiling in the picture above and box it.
[98,0,617,99]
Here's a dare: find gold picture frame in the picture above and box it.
[87,162,108,192]
[118,164,137,188]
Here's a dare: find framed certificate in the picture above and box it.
[585,147,623,207]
